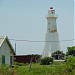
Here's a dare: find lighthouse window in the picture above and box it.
[51,10,54,14]
[51,11,54,14]
[49,23,50,24]
[48,28,50,30]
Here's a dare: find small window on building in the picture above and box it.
[51,11,54,14]
[49,23,50,24]
[48,28,50,31]
[2,55,5,64]
[10,56,13,65]
[51,10,55,14]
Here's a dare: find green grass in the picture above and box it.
[0,57,75,75]
[13,63,75,75]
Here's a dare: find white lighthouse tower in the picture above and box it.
[42,7,60,58]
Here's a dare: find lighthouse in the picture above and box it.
[42,7,60,58]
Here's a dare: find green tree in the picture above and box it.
[40,57,53,65]
[66,46,75,56]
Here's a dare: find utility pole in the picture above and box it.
[15,43,16,55]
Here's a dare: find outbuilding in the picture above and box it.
[0,36,15,65]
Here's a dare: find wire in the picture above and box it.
[0,38,74,42]
[9,39,74,42]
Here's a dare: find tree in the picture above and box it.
[66,46,75,56]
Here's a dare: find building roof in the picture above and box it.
[0,36,6,47]
[0,36,15,55]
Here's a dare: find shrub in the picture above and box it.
[64,56,75,73]
[40,57,53,65]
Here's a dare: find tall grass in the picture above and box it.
[15,63,75,75]
[0,57,75,75]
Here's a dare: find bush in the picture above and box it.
[64,56,75,73]
[66,56,75,68]
[40,57,53,65]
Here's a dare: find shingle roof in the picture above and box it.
[0,36,15,55]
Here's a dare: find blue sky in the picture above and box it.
[0,0,74,55]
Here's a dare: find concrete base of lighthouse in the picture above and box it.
[42,32,60,58]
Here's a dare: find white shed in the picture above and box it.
[0,36,15,65]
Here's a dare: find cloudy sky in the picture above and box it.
[0,0,74,55]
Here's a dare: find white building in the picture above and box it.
[0,36,15,65]
[42,7,60,58]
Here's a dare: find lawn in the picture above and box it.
[0,56,75,75]
[14,62,75,75]
[0,62,75,75]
